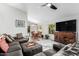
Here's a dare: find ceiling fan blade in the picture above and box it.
[41,3,57,10]
[41,3,48,7]
[50,4,57,10]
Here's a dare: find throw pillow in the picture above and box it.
[0,35,9,53]
[8,35,15,41]
[16,33,23,39]
[5,35,13,43]
[2,34,13,43]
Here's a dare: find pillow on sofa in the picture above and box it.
[5,35,13,43]
[8,35,15,41]
[16,33,23,39]
[0,35,9,53]
[2,34,13,43]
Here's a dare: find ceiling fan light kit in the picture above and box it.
[46,3,51,7]
[42,3,57,10]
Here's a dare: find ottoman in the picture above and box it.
[21,42,42,56]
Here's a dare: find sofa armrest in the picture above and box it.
[18,38,29,43]
[53,41,65,51]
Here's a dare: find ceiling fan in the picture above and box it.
[41,3,57,10]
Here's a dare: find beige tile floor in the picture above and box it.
[36,39,53,51]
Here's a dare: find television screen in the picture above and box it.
[56,20,76,32]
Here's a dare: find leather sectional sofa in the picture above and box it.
[0,33,43,56]
[0,41,23,56]
[0,34,29,56]
[0,41,29,56]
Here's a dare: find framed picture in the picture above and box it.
[49,24,56,34]
[15,20,25,27]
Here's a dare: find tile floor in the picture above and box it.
[36,39,53,51]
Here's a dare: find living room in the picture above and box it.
[0,3,79,56]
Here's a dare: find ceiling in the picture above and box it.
[7,3,26,12]
[7,3,79,24]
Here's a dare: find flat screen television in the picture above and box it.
[56,20,76,32]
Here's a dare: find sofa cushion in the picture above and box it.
[6,50,23,56]
[17,38,29,43]
[0,53,5,56]
[43,49,57,56]
[53,42,65,51]
[16,33,23,39]
[9,42,19,46]
[8,44,21,53]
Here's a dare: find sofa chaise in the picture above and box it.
[0,34,29,56]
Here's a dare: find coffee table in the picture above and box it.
[21,42,42,56]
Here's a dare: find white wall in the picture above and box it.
[41,23,48,35]
[25,3,57,35]
[0,4,27,36]
[7,3,26,12]
[26,3,56,24]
